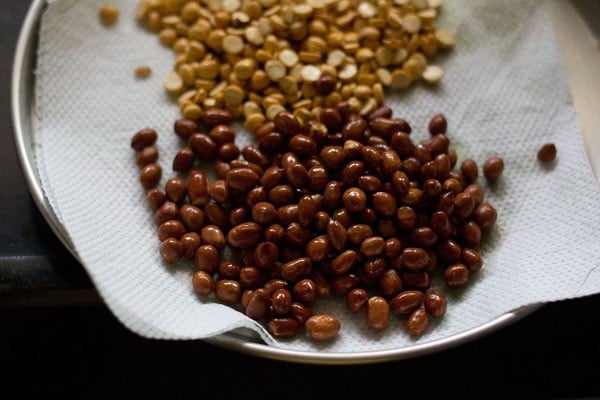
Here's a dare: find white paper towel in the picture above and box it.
[33,0,600,353]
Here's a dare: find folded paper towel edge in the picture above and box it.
[97,288,278,345]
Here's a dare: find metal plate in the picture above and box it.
[12,0,597,365]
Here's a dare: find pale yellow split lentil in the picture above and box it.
[135,0,454,132]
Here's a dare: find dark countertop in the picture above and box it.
[2,1,600,398]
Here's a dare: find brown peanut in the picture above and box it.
[305,315,341,341]
[406,307,429,336]
[227,222,262,249]
[366,296,390,331]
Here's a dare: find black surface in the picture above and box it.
[1,1,600,398]
[0,1,92,295]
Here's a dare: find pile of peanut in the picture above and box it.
[131,104,502,342]
[135,0,453,132]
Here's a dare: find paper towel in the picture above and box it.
[32,0,600,353]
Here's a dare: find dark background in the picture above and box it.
[2,1,600,398]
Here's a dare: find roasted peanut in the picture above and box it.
[305,315,341,341]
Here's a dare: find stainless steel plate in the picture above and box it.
[12,0,598,365]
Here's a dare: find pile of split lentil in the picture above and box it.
[135,0,454,132]
[127,0,504,343]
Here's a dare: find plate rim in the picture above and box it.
[11,0,542,365]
